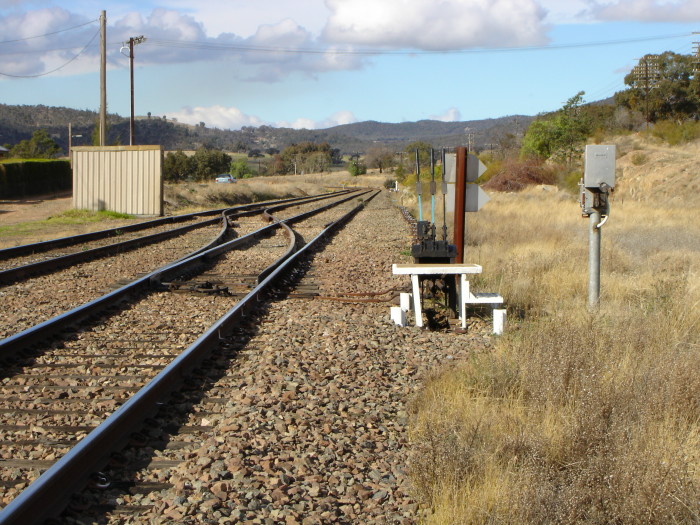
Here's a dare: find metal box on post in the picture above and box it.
[584,145,616,191]
[581,145,616,217]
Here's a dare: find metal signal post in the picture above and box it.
[580,145,616,310]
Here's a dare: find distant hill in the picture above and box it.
[324,116,534,149]
[0,103,534,155]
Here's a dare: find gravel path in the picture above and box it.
[115,190,494,524]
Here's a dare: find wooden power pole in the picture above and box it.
[99,11,107,147]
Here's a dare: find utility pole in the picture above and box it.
[99,11,106,146]
[633,54,659,128]
[122,36,146,146]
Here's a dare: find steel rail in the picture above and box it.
[0,189,379,525]
[0,190,357,286]
[0,190,350,260]
[0,190,371,358]
[0,209,225,261]
[0,214,226,286]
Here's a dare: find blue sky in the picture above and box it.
[0,0,698,130]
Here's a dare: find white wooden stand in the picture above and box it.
[392,263,504,332]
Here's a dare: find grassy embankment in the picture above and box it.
[407,136,700,524]
[0,209,134,248]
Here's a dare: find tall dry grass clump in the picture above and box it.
[408,186,700,524]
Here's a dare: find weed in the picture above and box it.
[54,209,133,222]
[630,152,649,165]
[409,187,700,524]
[649,120,700,145]
[482,158,560,192]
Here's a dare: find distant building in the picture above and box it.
[0,146,9,159]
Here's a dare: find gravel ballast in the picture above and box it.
[112,190,494,524]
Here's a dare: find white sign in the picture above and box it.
[466,154,487,182]
[465,185,490,212]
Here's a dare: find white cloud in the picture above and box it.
[166,105,264,129]
[430,107,462,122]
[324,110,357,126]
[586,0,700,21]
[0,6,350,80]
[537,0,595,23]
[277,110,358,129]
[322,0,549,49]
[110,10,364,81]
[166,105,357,130]
[277,117,318,129]
[0,7,98,77]
[158,0,330,38]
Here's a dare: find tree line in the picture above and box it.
[162,142,345,182]
[6,50,699,184]
[520,51,700,168]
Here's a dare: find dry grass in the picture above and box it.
[0,171,389,248]
[163,171,391,213]
[408,182,700,524]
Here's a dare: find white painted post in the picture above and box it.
[410,274,423,327]
[390,306,406,327]
[493,309,506,335]
[460,274,469,329]
[400,292,412,312]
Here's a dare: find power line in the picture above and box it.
[144,31,691,57]
[0,28,100,78]
[0,18,98,45]
[0,28,690,60]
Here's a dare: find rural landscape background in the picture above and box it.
[1,42,699,525]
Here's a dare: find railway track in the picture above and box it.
[0,189,376,524]
[0,191,351,283]
[0,192,355,340]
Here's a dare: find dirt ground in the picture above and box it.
[0,191,73,226]
[0,192,141,249]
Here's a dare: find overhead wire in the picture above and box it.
[580,35,696,105]
[0,28,100,78]
[0,18,99,45]
[144,31,692,56]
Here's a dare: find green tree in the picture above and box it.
[277,142,333,174]
[404,141,433,169]
[521,91,591,166]
[191,147,232,181]
[347,159,367,176]
[556,91,591,166]
[230,157,254,179]
[10,129,62,158]
[163,150,192,182]
[365,145,395,173]
[616,51,700,123]
[302,151,332,173]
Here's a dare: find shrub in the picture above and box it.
[650,120,700,145]
[0,160,71,198]
[560,170,582,193]
[630,152,648,166]
[230,158,255,179]
[482,158,559,192]
[347,161,367,176]
[475,159,501,184]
